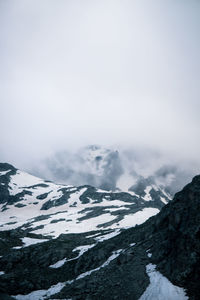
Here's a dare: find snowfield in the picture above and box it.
[0,168,167,238]
[139,264,188,300]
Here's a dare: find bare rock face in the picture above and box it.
[150,175,200,299]
[0,163,199,299]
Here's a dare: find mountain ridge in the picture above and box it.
[0,162,170,238]
[29,145,193,196]
[0,163,199,299]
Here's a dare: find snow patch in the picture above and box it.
[86,232,101,239]
[49,244,95,269]
[13,237,48,249]
[9,171,43,195]
[95,229,121,242]
[72,244,95,256]
[143,186,152,201]
[14,282,65,300]
[15,249,123,299]
[0,170,11,176]
[139,264,188,300]
[104,207,129,212]
[113,208,159,229]
[76,249,122,280]
[49,258,67,269]
[160,197,168,204]
[96,188,112,193]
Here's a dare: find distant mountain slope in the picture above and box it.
[0,162,170,238]
[31,145,124,191]
[1,163,199,299]
[29,145,195,196]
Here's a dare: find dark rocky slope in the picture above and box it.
[0,175,199,299]
[54,175,200,299]
[151,175,200,299]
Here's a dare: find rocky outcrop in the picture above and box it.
[0,166,199,299]
[151,175,200,299]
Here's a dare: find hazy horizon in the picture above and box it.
[1,0,200,176]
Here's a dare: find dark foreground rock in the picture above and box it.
[0,176,199,299]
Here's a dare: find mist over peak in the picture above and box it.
[28,145,197,196]
[1,2,200,299]
[0,0,200,174]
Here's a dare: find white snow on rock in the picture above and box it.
[72,244,95,255]
[94,229,121,242]
[14,249,123,300]
[0,167,166,239]
[22,237,48,247]
[104,207,130,212]
[49,244,95,268]
[160,188,172,200]
[147,253,152,258]
[14,281,65,300]
[0,170,11,176]
[9,171,43,196]
[143,186,152,201]
[76,249,123,280]
[0,271,5,275]
[96,188,112,193]
[139,264,188,300]
[49,258,67,269]
[114,208,159,229]
[31,212,116,237]
[160,197,168,204]
[86,232,101,239]
[0,194,159,237]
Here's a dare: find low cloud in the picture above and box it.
[0,0,200,183]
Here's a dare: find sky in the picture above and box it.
[0,0,200,170]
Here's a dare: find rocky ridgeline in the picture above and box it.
[0,163,170,239]
[0,163,199,299]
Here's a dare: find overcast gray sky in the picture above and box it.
[0,0,200,169]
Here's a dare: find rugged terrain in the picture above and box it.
[0,162,170,238]
[0,163,199,299]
